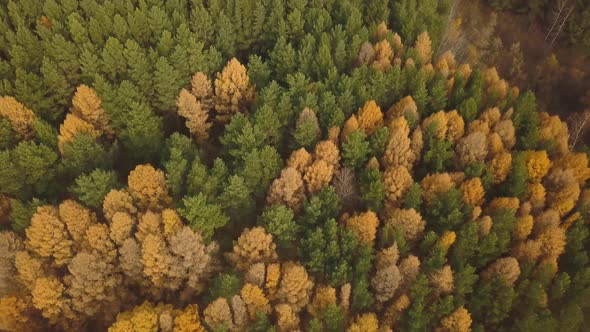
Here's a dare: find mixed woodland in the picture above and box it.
[0,0,590,331]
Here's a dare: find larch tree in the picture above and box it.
[204,297,234,331]
[385,208,426,243]
[226,227,278,272]
[176,88,211,143]
[304,160,335,193]
[356,100,384,136]
[0,96,36,139]
[267,167,306,210]
[71,84,113,137]
[240,283,270,319]
[214,58,256,123]
[437,306,472,332]
[277,262,314,312]
[127,164,171,210]
[345,211,380,245]
[25,206,73,267]
[383,166,413,206]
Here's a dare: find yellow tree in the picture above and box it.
[127,164,171,210]
[177,88,211,143]
[71,84,113,137]
[356,100,384,136]
[240,283,270,319]
[461,178,485,206]
[277,262,314,312]
[25,206,73,266]
[57,113,101,152]
[347,313,379,332]
[481,257,521,286]
[191,72,214,112]
[345,211,380,244]
[226,227,278,272]
[415,32,432,63]
[385,208,425,243]
[525,151,552,183]
[214,58,255,123]
[383,117,414,169]
[267,167,306,210]
[383,166,413,206]
[303,160,334,193]
[437,307,472,332]
[0,96,36,139]
[204,298,234,331]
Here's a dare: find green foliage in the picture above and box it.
[403,183,423,210]
[179,193,229,242]
[205,272,242,303]
[469,277,517,330]
[513,91,539,150]
[70,169,119,208]
[309,304,346,332]
[500,152,529,200]
[259,204,298,248]
[424,187,471,233]
[342,131,370,170]
[0,118,16,150]
[9,198,43,233]
[300,218,357,287]
[359,167,385,212]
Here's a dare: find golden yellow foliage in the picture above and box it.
[25,206,73,266]
[267,167,305,210]
[71,84,112,136]
[385,208,425,243]
[386,96,419,124]
[422,111,448,139]
[277,262,314,312]
[57,113,101,152]
[226,227,278,271]
[487,197,520,212]
[304,159,334,193]
[127,164,171,210]
[383,118,414,169]
[415,32,432,63]
[491,152,512,184]
[0,295,36,331]
[345,211,380,244]
[438,231,457,250]
[276,303,300,332]
[461,178,485,206]
[555,152,590,185]
[265,263,281,299]
[108,212,135,246]
[539,112,569,156]
[481,257,521,286]
[161,208,182,238]
[341,115,360,141]
[513,215,534,240]
[191,72,214,112]
[446,110,465,142]
[376,243,399,270]
[287,148,312,173]
[103,189,137,222]
[512,239,542,262]
[545,168,580,217]
[241,283,270,319]
[525,151,552,183]
[357,100,384,136]
[384,166,413,205]
[177,88,211,143]
[204,298,234,331]
[314,140,341,168]
[0,96,36,139]
[373,40,393,71]
[437,307,472,332]
[420,173,454,204]
[429,265,454,295]
[347,313,379,332]
[308,285,337,317]
[58,199,96,244]
[174,304,206,332]
[214,58,255,123]
[31,276,68,324]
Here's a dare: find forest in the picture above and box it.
[0,0,589,331]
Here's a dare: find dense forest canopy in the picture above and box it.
[0,0,589,331]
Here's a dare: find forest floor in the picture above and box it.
[462,1,590,119]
